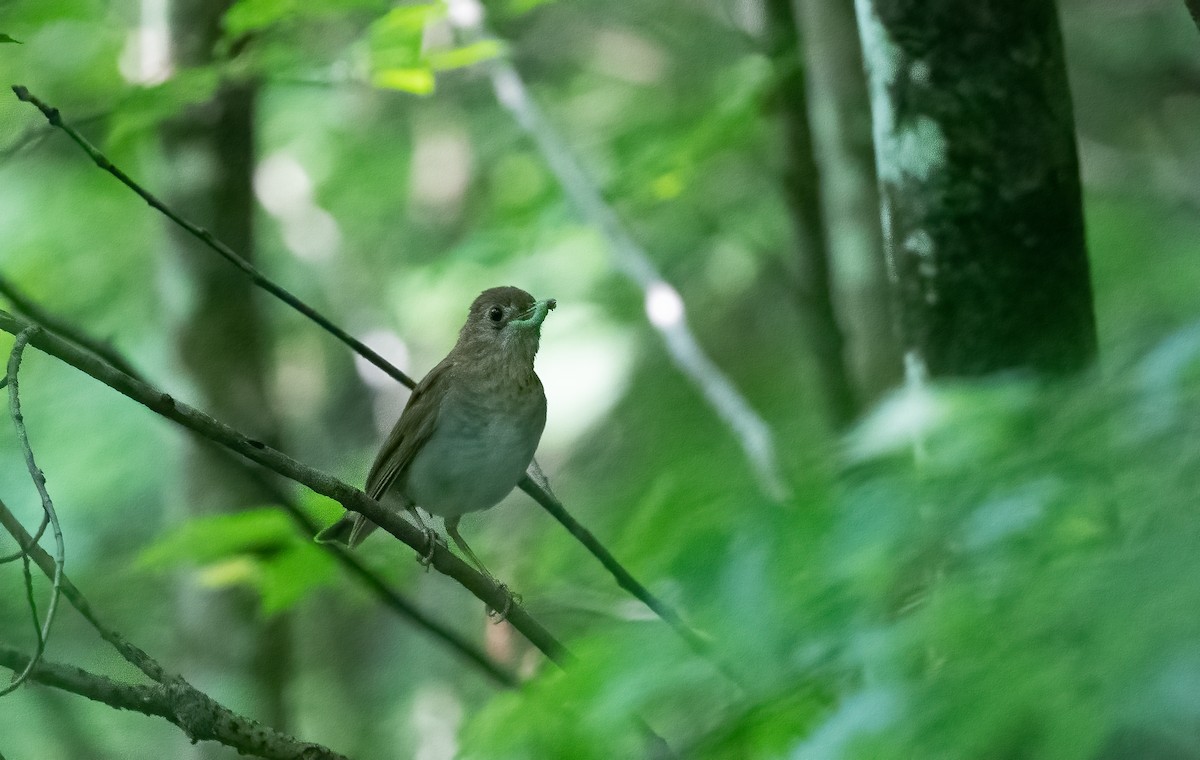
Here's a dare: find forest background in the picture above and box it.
[3,0,1200,758]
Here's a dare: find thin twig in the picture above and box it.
[0,642,349,760]
[10,85,417,390]
[0,512,47,565]
[518,475,709,650]
[21,554,42,646]
[0,273,142,380]
[8,84,708,666]
[0,111,105,164]
[0,308,570,665]
[1,327,65,697]
[0,273,516,686]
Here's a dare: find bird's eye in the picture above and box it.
[488,306,504,323]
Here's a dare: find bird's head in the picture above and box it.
[456,286,556,367]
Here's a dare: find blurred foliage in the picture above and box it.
[2,0,1200,759]
[138,506,339,616]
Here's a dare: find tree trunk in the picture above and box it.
[764,0,858,428]
[164,0,290,753]
[854,0,1098,376]
[795,0,901,401]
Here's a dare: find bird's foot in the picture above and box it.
[415,527,441,571]
[486,584,522,623]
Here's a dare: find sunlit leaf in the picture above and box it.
[371,66,435,94]
[197,556,260,588]
[367,1,440,62]
[370,2,443,35]
[426,39,504,71]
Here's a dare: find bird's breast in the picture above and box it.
[402,384,546,518]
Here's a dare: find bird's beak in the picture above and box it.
[512,298,556,329]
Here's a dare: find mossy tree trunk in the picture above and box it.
[854,0,1098,376]
[796,0,901,402]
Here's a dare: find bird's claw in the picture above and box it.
[486,584,521,623]
[416,527,440,571]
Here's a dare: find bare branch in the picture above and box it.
[0,643,349,760]
[1,327,65,697]
[0,308,569,665]
[8,84,709,667]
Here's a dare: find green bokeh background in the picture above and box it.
[2,1,1200,758]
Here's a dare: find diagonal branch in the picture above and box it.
[0,642,348,760]
[249,466,518,686]
[9,85,416,391]
[0,274,142,380]
[9,84,710,667]
[0,274,516,687]
[0,308,569,665]
[0,496,349,757]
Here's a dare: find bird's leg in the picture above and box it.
[445,517,519,622]
[406,506,441,570]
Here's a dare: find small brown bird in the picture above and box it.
[317,286,555,582]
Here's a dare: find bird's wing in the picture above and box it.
[365,357,454,501]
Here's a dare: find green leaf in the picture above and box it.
[367,2,439,69]
[223,0,392,36]
[426,39,504,71]
[370,2,443,35]
[138,507,295,569]
[224,0,298,37]
[299,490,346,525]
[140,507,337,616]
[259,544,337,615]
[107,67,221,149]
[371,67,436,95]
[0,34,22,44]
[362,3,462,95]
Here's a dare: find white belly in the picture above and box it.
[402,404,541,518]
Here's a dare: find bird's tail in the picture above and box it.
[314,513,378,548]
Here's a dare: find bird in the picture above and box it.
[317,286,555,587]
